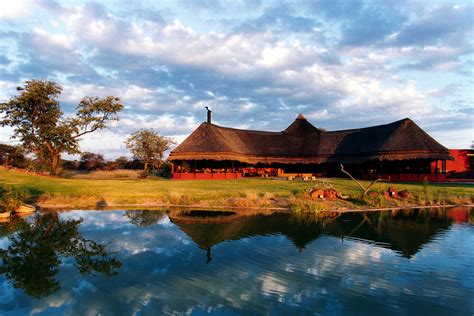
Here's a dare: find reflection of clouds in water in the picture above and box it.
[0,281,14,304]
[61,211,132,229]
[2,210,473,315]
[116,240,150,254]
[260,273,288,299]
[60,210,173,231]
[29,291,73,315]
[0,237,10,249]
[344,241,387,264]
[73,280,97,295]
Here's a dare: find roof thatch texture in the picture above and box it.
[169,114,451,164]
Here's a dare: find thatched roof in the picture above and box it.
[169,114,451,163]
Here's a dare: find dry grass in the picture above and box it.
[0,168,472,211]
[68,169,143,179]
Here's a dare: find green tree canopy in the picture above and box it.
[0,80,124,174]
[125,129,175,173]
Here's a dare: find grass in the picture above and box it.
[0,168,473,210]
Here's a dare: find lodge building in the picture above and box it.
[168,113,453,182]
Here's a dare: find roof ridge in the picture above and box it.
[207,122,283,135]
[324,118,412,133]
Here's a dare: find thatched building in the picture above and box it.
[169,114,452,181]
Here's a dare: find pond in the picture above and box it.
[0,207,473,315]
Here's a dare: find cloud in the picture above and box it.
[0,0,32,21]
[0,0,472,155]
[393,4,473,47]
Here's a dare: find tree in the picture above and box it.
[0,144,26,169]
[125,129,175,174]
[80,152,106,171]
[0,80,123,174]
[114,156,129,169]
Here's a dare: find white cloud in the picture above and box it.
[0,0,32,20]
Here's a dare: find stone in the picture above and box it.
[398,190,412,199]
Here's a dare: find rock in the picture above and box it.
[309,189,325,199]
[324,189,338,200]
[368,191,379,198]
[387,186,398,198]
[398,190,412,199]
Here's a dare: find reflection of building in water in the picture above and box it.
[168,208,471,261]
[168,210,325,263]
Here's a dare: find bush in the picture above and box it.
[137,171,148,179]
[156,162,172,178]
[62,159,80,170]
[0,185,30,213]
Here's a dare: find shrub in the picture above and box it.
[0,185,30,213]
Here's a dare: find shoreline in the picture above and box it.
[2,168,473,215]
[36,202,474,213]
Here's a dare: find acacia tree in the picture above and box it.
[0,80,123,174]
[125,129,175,174]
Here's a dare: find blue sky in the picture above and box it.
[0,0,473,158]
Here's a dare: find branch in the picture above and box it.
[340,164,366,191]
[340,164,385,199]
[73,113,108,139]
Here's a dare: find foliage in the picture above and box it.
[0,213,122,298]
[125,129,175,173]
[0,79,123,174]
[0,144,26,169]
[125,210,167,226]
[156,161,172,178]
[0,185,30,213]
[61,159,80,170]
[115,156,129,169]
[80,152,106,171]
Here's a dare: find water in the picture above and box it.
[0,207,473,315]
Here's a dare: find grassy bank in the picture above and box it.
[1,168,473,211]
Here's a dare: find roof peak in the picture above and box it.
[296,113,307,120]
[284,114,319,135]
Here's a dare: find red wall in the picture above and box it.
[446,149,472,173]
[431,149,473,173]
[172,172,243,180]
[375,173,446,182]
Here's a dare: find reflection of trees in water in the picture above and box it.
[0,213,122,298]
[125,210,167,227]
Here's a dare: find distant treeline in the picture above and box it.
[0,144,171,177]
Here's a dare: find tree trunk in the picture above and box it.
[4,155,10,169]
[51,152,60,175]
[144,161,149,174]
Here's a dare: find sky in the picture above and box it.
[0,0,473,159]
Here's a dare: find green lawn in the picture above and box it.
[0,168,473,210]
